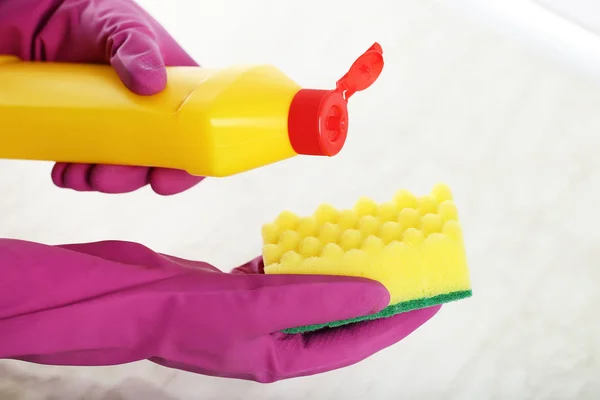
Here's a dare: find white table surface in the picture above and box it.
[1,0,599,398]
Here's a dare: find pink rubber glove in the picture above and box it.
[0,0,204,195]
[0,239,440,382]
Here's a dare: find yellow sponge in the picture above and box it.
[262,183,471,333]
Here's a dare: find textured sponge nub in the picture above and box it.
[262,183,471,333]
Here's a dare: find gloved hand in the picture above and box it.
[0,239,440,382]
[0,0,203,195]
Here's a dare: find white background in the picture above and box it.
[1,0,600,398]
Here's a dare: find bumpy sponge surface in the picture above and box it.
[262,184,471,333]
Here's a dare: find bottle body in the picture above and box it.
[0,56,301,177]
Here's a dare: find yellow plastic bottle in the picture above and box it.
[0,43,384,177]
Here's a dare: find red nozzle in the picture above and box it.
[287,42,384,157]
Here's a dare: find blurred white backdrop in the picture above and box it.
[1,0,600,399]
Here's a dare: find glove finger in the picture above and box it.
[106,20,197,94]
[241,274,390,335]
[101,0,198,67]
[51,163,69,188]
[273,305,441,379]
[149,168,204,196]
[88,164,150,194]
[60,163,95,191]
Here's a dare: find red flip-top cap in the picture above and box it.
[288,43,384,156]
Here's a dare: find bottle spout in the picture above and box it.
[287,42,384,157]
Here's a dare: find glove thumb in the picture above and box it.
[108,29,167,96]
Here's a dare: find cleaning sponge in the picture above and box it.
[262,183,471,333]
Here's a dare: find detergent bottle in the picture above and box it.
[0,43,384,177]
